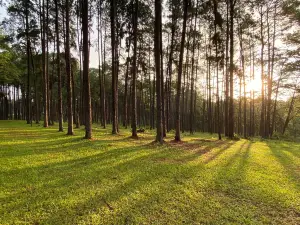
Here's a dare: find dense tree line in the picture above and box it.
[0,0,299,140]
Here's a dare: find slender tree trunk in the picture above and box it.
[269,4,277,137]
[41,2,49,127]
[111,0,118,134]
[259,5,265,138]
[124,56,130,128]
[228,0,235,139]
[46,0,51,126]
[154,0,163,143]
[82,0,92,139]
[102,22,107,128]
[238,24,246,138]
[214,23,221,140]
[160,25,166,137]
[167,7,177,131]
[190,3,198,134]
[65,0,73,135]
[266,6,271,138]
[175,0,188,142]
[97,2,102,125]
[271,72,281,136]
[131,0,138,138]
[76,0,82,127]
[224,0,229,136]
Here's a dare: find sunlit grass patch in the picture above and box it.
[0,121,299,224]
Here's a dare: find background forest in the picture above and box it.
[1,0,300,224]
[0,0,300,141]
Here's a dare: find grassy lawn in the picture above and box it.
[0,121,300,224]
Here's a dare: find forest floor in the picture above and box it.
[0,121,300,225]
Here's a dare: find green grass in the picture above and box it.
[0,121,300,225]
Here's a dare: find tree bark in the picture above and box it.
[54,0,63,132]
[82,0,92,139]
[175,0,188,141]
[65,0,74,135]
[154,0,163,143]
[259,5,265,138]
[131,0,138,138]
[111,0,118,134]
[228,0,235,139]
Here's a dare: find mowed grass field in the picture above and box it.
[0,121,300,225]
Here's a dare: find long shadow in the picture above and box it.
[6,122,299,223]
[0,133,148,158]
[267,141,300,186]
[203,141,237,164]
[206,141,250,194]
[38,155,207,224]
[207,140,300,223]
[165,139,237,164]
[1,140,207,224]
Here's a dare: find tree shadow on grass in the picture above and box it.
[210,141,251,190]
[206,140,300,224]
[1,140,208,224]
[165,139,237,164]
[0,133,152,158]
[267,141,300,185]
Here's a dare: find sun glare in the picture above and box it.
[246,78,261,93]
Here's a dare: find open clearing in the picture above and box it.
[0,121,300,224]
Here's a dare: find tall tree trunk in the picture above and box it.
[160,25,166,137]
[102,21,107,128]
[175,0,188,142]
[271,72,281,136]
[224,0,229,136]
[65,0,73,135]
[131,0,138,138]
[124,56,130,128]
[167,6,177,132]
[154,0,163,143]
[97,2,102,124]
[46,0,51,126]
[82,0,92,139]
[54,0,63,132]
[76,0,82,127]
[190,2,198,134]
[228,0,235,139]
[41,2,48,127]
[111,0,118,134]
[214,23,221,140]
[259,5,265,138]
[266,6,271,138]
[269,4,277,137]
[238,24,246,138]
